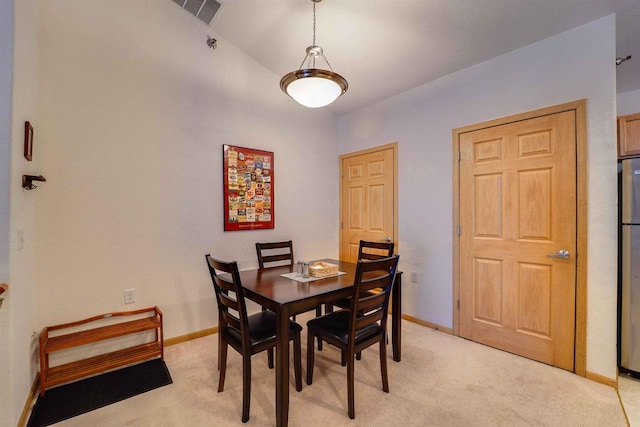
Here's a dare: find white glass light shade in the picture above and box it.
[287,77,341,108]
[280,68,348,108]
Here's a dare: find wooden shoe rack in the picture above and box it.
[38,306,163,396]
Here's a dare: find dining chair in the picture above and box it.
[255,240,295,269]
[358,240,396,261]
[326,240,395,315]
[205,254,303,423]
[255,240,323,350]
[306,255,399,420]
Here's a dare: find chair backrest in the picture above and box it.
[349,255,400,340]
[255,240,294,269]
[358,240,395,261]
[205,254,251,346]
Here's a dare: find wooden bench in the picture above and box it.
[39,306,163,396]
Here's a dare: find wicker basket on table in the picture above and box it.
[309,261,339,277]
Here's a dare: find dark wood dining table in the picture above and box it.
[237,258,402,427]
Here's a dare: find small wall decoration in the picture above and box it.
[24,121,34,161]
[223,144,275,231]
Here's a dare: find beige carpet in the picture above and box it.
[50,314,627,426]
[620,375,640,426]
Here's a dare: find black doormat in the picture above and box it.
[27,359,172,427]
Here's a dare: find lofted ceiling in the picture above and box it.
[206,0,640,116]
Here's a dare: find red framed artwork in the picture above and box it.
[223,144,274,231]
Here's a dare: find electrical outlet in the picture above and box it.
[124,288,135,304]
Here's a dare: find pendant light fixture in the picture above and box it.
[280,0,348,108]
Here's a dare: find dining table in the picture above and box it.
[237,258,402,427]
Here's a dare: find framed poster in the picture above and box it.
[223,144,274,231]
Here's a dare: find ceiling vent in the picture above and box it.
[172,0,221,26]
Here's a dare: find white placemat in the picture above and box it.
[280,271,346,283]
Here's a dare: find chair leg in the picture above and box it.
[347,352,356,419]
[242,354,251,423]
[218,340,228,392]
[306,328,315,385]
[268,348,274,369]
[380,338,389,393]
[356,351,361,360]
[293,333,303,392]
[314,306,323,351]
[217,330,222,370]
[341,350,346,366]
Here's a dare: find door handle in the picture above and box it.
[381,237,392,242]
[547,250,570,259]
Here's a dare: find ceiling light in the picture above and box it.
[280,0,348,108]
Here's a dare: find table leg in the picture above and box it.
[275,305,290,427]
[392,272,402,362]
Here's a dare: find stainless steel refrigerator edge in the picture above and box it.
[620,158,640,375]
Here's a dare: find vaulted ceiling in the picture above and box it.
[202,0,640,116]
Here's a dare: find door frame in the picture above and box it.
[339,142,398,261]
[452,100,587,376]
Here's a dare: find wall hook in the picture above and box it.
[22,174,46,190]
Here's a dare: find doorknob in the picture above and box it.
[547,250,570,259]
[382,237,392,242]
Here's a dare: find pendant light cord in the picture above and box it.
[313,1,317,47]
[312,1,316,68]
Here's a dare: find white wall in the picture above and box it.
[338,16,618,379]
[618,88,640,116]
[4,0,42,425]
[33,1,339,342]
[0,1,14,424]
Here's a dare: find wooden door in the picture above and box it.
[340,143,397,262]
[458,110,577,371]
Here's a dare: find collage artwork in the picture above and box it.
[223,145,275,231]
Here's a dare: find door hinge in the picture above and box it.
[458,151,461,161]
[340,221,343,230]
[457,225,461,236]
[457,299,460,309]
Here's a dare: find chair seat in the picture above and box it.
[225,310,302,347]
[307,310,381,345]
